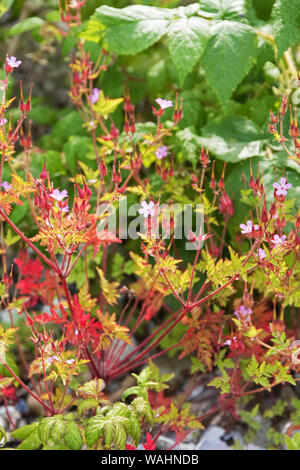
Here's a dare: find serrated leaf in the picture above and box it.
[38,418,55,443]
[198,115,265,162]
[93,5,173,55]
[198,0,247,20]
[167,17,210,85]
[11,422,38,441]
[93,92,123,119]
[202,21,258,104]
[85,415,105,447]
[131,397,154,426]
[272,0,300,58]
[64,422,83,450]
[17,429,42,450]
[50,417,65,445]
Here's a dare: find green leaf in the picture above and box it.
[284,433,300,450]
[50,417,65,445]
[63,136,93,173]
[93,92,123,119]
[5,228,20,246]
[0,425,7,446]
[201,21,258,104]
[7,17,45,36]
[176,126,203,165]
[0,351,20,378]
[11,422,38,441]
[38,418,55,443]
[272,0,300,58]
[198,115,265,162]
[93,5,173,55]
[198,0,247,20]
[85,415,105,447]
[167,17,210,85]
[64,422,83,450]
[17,429,42,450]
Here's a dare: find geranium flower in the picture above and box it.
[155,98,173,110]
[1,181,11,192]
[255,248,266,260]
[50,188,68,202]
[239,220,258,234]
[234,305,252,322]
[155,145,168,160]
[271,234,287,247]
[5,55,22,71]
[89,88,101,104]
[273,177,292,196]
[138,200,155,218]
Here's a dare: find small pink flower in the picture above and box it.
[155,146,168,160]
[234,305,252,322]
[240,220,258,235]
[89,88,101,104]
[271,234,286,247]
[0,118,7,126]
[1,181,11,192]
[50,188,68,202]
[273,177,292,196]
[5,55,22,71]
[155,98,173,110]
[255,248,266,260]
[138,200,155,218]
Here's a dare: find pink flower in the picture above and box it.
[138,200,155,218]
[89,88,101,104]
[50,188,68,202]
[240,220,258,235]
[271,234,286,247]
[234,305,252,322]
[255,248,266,260]
[1,181,11,192]
[155,146,168,160]
[5,55,22,72]
[0,118,7,126]
[155,98,173,110]
[273,177,292,196]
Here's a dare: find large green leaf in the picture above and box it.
[198,0,247,20]
[167,17,210,85]
[198,116,266,162]
[201,21,258,104]
[93,5,173,55]
[7,17,44,36]
[272,0,300,58]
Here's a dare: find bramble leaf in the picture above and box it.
[201,21,258,104]
[167,17,210,85]
[272,0,300,58]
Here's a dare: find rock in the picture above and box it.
[26,394,44,416]
[16,398,29,415]
[196,426,233,450]
[196,426,266,450]
[156,434,196,451]
[0,416,6,430]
